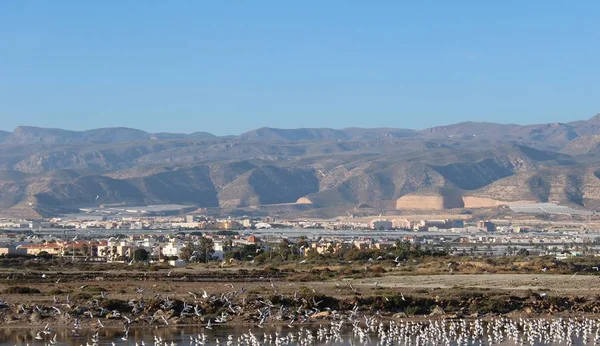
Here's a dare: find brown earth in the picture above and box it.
[1,265,600,329]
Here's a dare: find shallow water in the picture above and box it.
[0,318,599,346]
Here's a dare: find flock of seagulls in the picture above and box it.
[6,273,600,346]
[7,316,600,345]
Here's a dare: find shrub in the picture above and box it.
[100,299,129,311]
[404,305,422,316]
[4,286,41,294]
[73,293,93,301]
[371,266,386,274]
[82,286,104,292]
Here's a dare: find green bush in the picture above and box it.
[404,305,422,316]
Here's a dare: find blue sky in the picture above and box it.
[1,1,599,135]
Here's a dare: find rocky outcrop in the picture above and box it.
[462,197,537,208]
[396,195,539,210]
[296,197,313,204]
[396,195,464,210]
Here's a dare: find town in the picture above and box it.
[1,210,599,265]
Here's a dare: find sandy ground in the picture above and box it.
[339,274,600,295]
[2,271,600,329]
[2,272,599,302]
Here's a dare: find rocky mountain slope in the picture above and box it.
[2,115,600,217]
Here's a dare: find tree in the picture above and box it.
[278,239,293,261]
[180,241,196,262]
[198,237,215,263]
[37,251,51,259]
[225,244,263,262]
[81,244,89,257]
[222,238,233,255]
[134,248,149,262]
[181,238,215,263]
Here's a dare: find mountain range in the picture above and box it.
[3,115,600,218]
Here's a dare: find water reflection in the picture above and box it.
[0,318,598,346]
[0,326,284,346]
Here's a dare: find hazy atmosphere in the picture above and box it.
[3,3,600,346]
[1,2,600,134]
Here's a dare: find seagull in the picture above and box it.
[161,315,169,325]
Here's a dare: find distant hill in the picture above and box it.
[0,126,217,146]
[2,115,600,217]
[0,131,10,143]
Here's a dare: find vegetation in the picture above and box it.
[4,286,41,294]
[134,248,149,261]
[180,237,215,263]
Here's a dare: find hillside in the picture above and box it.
[2,115,600,217]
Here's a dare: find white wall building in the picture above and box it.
[162,239,185,257]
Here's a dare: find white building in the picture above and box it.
[162,239,185,257]
[169,259,186,267]
[370,220,392,230]
[213,241,224,260]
